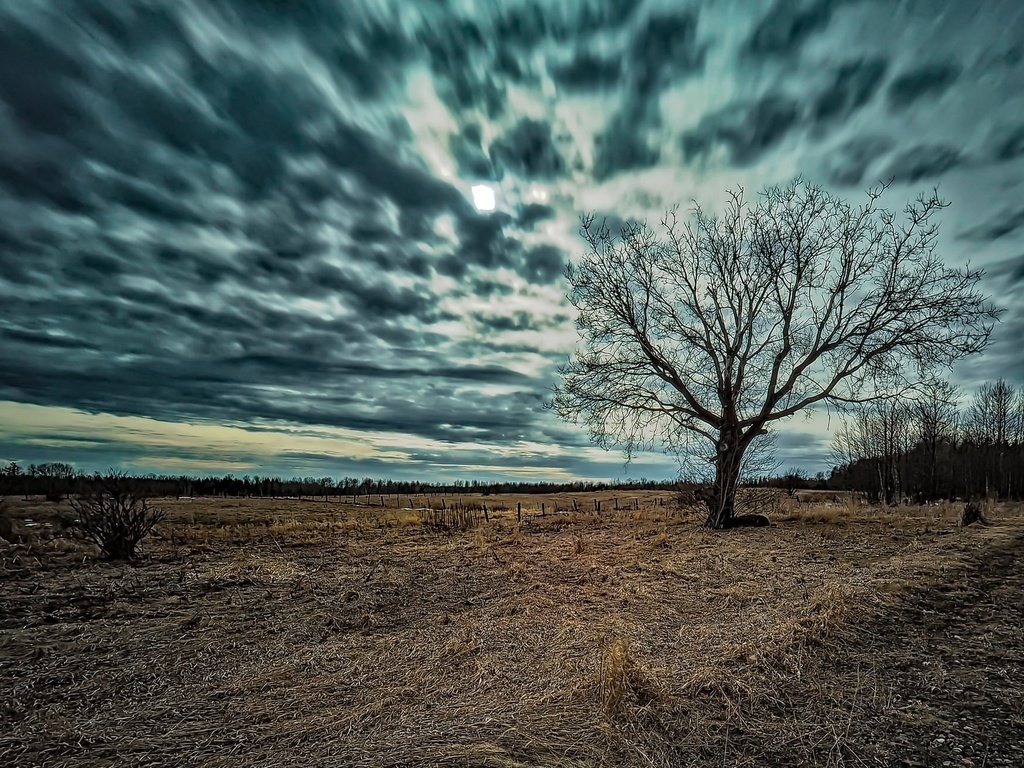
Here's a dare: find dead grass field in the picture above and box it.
[1,493,1022,767]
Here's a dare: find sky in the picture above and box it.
[1,0,1023,482]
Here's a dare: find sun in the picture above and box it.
[471,184,496,212]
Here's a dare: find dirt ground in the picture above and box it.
[1,494,1021,767]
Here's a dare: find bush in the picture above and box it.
[62,473,166,560]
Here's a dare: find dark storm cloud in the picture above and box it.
[959,206,1024,242]
[466,278,516,299]
[548,1,705,165]
[425,20,507,118]
[880,144,963,183]
[449,124,494,179]
[990,254,1024,285]
[0,344,538,445]
[517,203,557,230]
[822,135,893,187]
[590,213,641,239]
[472,310,569,333]
[628,11,706,95]
[681,95,800,166]
[422,0,645,116]
[887,62,961,109]
[551,52,622,91]
[201,0,414,99]
[812,58,888,124]
[492,0,639,48]
[0,1,578,455]
[593,100,661,180]
[489,119,566,179]
[989,123,1024,162]
[744,0,842,58]
[522,245,566,284]
[446,211,518,273]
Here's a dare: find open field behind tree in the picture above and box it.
[2,496,1022,767]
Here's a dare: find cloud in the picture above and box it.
[517,203,557,229]
[881,144,963,183]
[744,0,841,58]
[593,105,661,179]
[887,62,961,110]
[821,135,893,186]
[989,254,1024,285]
[489,118,567,179]
[0,0,1022,481]
[551,52,622,90]
[681,94,800,166]
[812,58,888,124]
[449,123,495,179]
[522,245,566,284]
[628,11,706,95]
[988,123,1024,161]
[959,206,1024,242]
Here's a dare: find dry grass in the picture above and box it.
[1,494,1022,767]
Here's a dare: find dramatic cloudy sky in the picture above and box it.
[1,0,1023,481]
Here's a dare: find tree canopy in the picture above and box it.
[553,180,1001,528]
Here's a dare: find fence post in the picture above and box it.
[517,501,521,522]
[483,504,489,523]
[541,502,545,516]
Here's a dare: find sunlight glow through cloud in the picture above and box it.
[471,184,496,212]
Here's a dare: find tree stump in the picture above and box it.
[958,500,989,529]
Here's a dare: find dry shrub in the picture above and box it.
[598,638,660,718]
[472,526,491,553]
[571,531,589,555]
[842,493,862,516]
[62,473,165,560]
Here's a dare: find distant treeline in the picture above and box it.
[828,379,1024,503]
[0,462,684,501]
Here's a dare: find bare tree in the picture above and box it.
[62,472,166,560]
[553,180,999,528]
[966,379,1017,497]
[831,398,914,504]
[912,377,960,499]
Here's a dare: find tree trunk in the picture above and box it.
[705,429,745,529]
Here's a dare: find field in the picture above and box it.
[2,493,1023,767]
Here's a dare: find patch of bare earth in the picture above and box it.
[0,496,1021,767]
